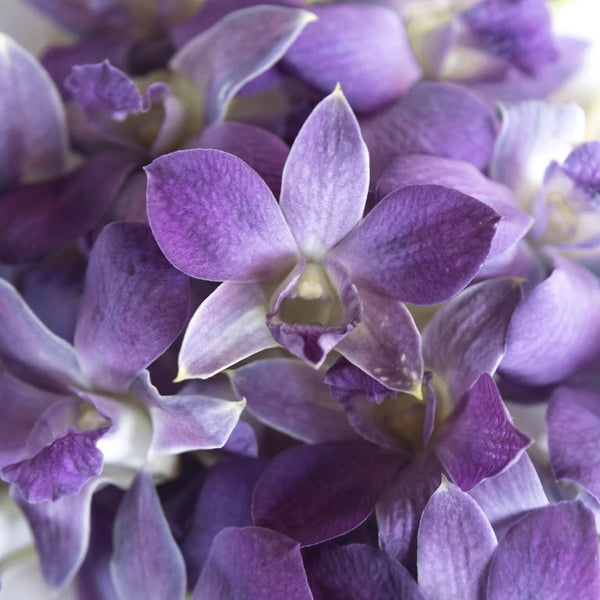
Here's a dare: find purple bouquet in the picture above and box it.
[1,0,600,598]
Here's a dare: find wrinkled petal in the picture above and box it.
[304,543,424,600]
[192,526,313,600]
[280,87,369,258]
[110,472,186,600]
[231,358,358,444]
[423,278,522,399]
[0,151,137,264]
[547,386,600,501]
[0,34,67,189]
[500,258,600,386]
[417,480,497,600]
[252,441,402,546]
[331,185,500,304]
[435,373,531,491]
[74,222,190,391]
[171,5,316,125]
[282,3,420,113]
[488,502,600,600]
[182,457,267,587]
[178,281,276,380]
[146,148,298,281]
[360,82,495,182]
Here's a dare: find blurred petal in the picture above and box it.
[74,222,190,391]
[192,526,313,600]
[436,373,530,491]
[171,5,316,125]
[283,3,420,113]
[252,441,402,546]
[488,502,600,600]
[331,185,500,304]
[110,472,186,600]
[280,88,369,257]
[417,480,497,600]
[146,149,298,281]
[178,281,276,380]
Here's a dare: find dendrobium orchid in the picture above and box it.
[147,86,501,391]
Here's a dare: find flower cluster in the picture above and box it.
[1,0,600,598]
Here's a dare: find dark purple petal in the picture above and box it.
[435,373,530,491]
[376,154,533,259]
[110,472,186,600]
[171,5,316,125]
[192,121,289,197]
[304,543,424,600]
[253,441,402,546]
[547,386,600,500]
[178,281,276,380]
[2,427,107,503]
[488,502,600,600]
[417,480,497,600]
[561,141,600,194]
[376,457,442,574]
[280,87,369,257]
[282,3,420,113]
[360,82,495,182]
[12,478,100,588]
[336,288,423,392]
[500,258,600,386]
[74,222,190,391]
[182,457,267,586]
[331,185,500,304]
[192,526,313,600]
[0,34,67,189]
[146,149,298,281]
[423,278,522,398]
[231,358,358,444]
[0,151,137,264]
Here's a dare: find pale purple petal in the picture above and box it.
[417,480,497,600]
[331,185,500,304]
[500,258,600,386]
[435,373,531,491]
[232,358,358,444]
[74,222,190,391]
[146,149,298,281]
[2,427,106,503]
[182,457,267,586]
[304,543,424,600]
[360,82,495,182]
[192,526,313,600]
[178,281,276,380]
[488,502,600,600]
[170,5,316,125]
[280,87,369,257]
[547,386,600,500]
[376,154,533,259]
[0,34,67,188]
[423,278,522,398]
[192,121,289,197]
[282,3,421,113]
[110,472,186,600]
[252,441,402,545]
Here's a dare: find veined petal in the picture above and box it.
[331,185,500,305]
[170,5,316,125]
[280,87,369,258]
[178,281,277,380]
[146,149,299,281]
[282,3,421,113]
[0,34,67,189]
[74,222,190,391]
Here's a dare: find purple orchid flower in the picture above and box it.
[147,86,501,391]
[0,221,244,588]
